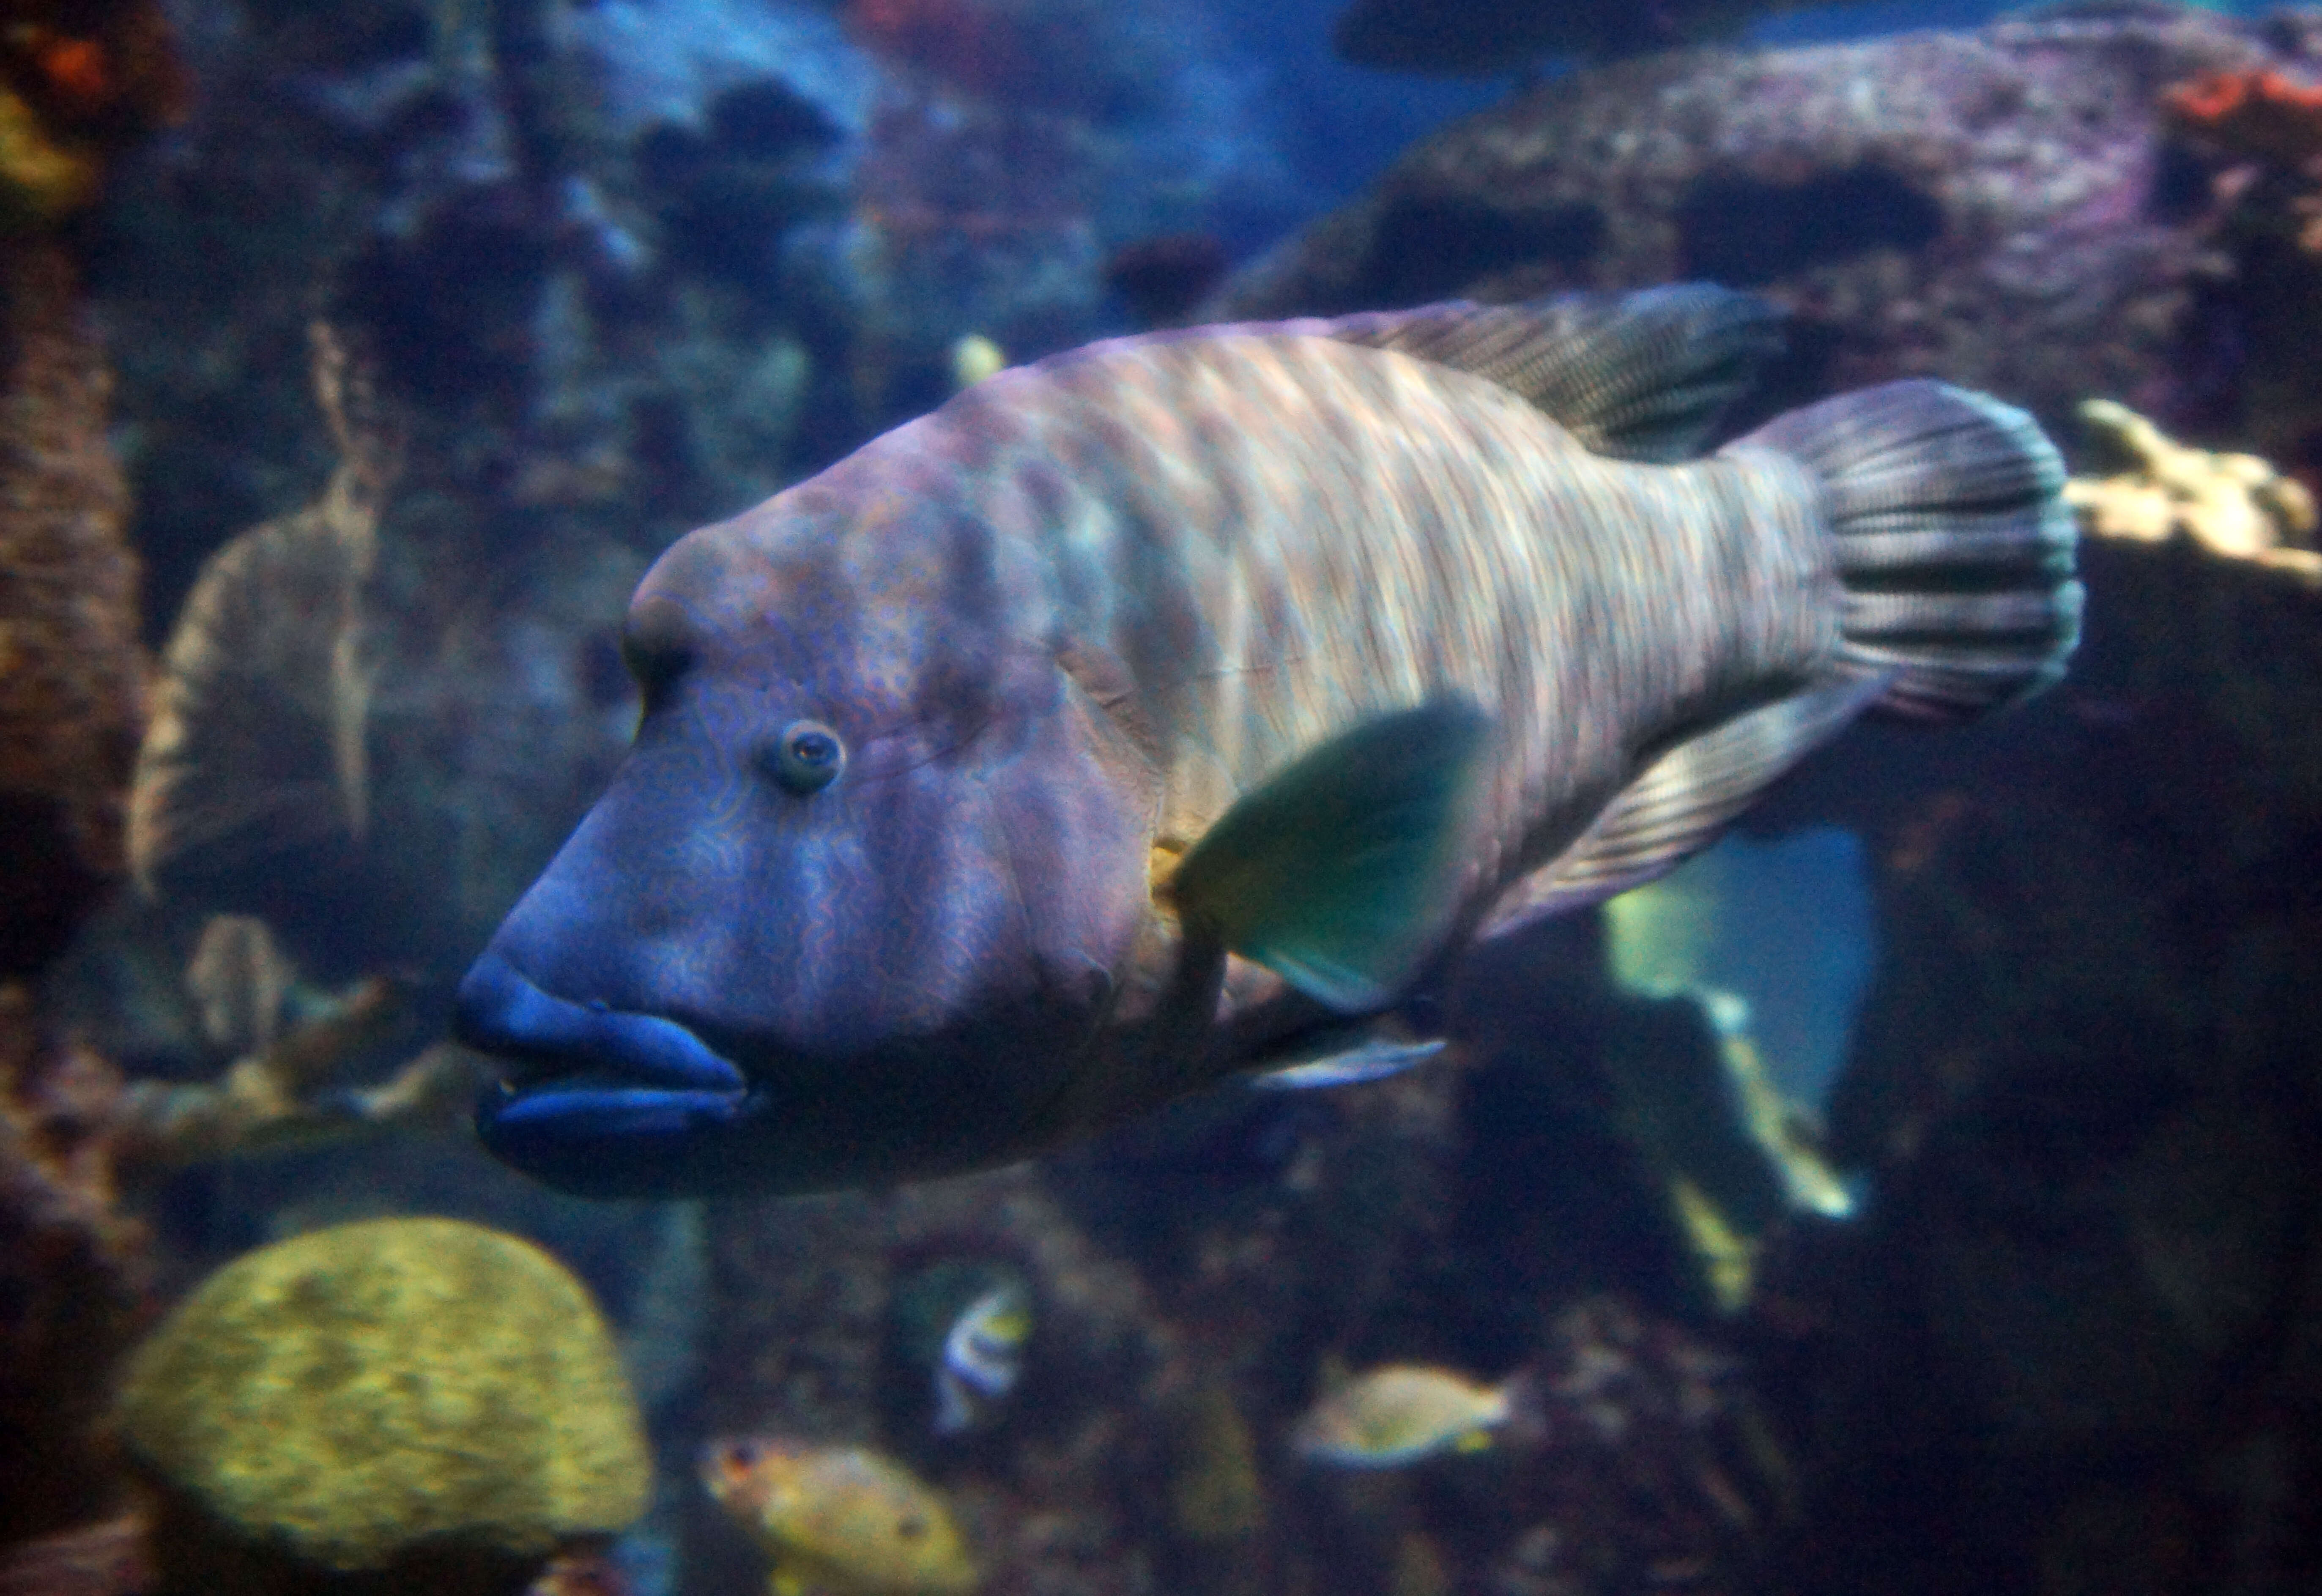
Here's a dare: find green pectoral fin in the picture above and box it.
[1169,700,1495,1013]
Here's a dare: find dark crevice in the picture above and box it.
[1361,191,1604,303]
[1678,165,1944,285]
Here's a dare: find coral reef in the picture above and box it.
[114,1216,649,1595]
[694,1165,1182,1596]
[2160,65,2322,175]
[2065,398,2322,580]
[9,9,2321,1596]
[0,74,168,1562]
[2149,49,2322,473]
[1465,1298,1769,1593]
[106,975,479,1177]
[128,322,398,909]
[0,238,143,977]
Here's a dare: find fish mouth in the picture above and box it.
[454,949,749,1097]
[455,950,759,1197]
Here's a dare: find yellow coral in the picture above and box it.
[114,1217,649,1578]
[2065,400,2321,580]
[1168,1382,1266,1541]
[0,85,98,226]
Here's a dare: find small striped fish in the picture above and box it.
[457,285,2079,1197]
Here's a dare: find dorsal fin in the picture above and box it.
[1325,284,1787,462]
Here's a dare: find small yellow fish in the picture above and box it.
[702,1437,981,1596]
[1290,1365,1515,1468]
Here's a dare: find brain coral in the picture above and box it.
[112,1217,649,1582]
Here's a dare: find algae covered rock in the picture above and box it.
[114,1216,648,1586]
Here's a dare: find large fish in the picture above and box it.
[456,285,2079,1198]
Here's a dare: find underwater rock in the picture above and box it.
[840,0,1163,121]
[0,1516,152,1596]
[1216,5,2273,429]
[1725,525,2322,1591]
[114,1216,649,1595]
[0,987,154,1552]
[0,239,144,977]
[1492,1298,1771,1586]
[1330,0,1800,77]
[1100,232,1229,328]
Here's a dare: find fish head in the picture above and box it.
[457,486,1165,1196]
[701,1435,798,1524]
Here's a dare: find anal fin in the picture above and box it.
[1480,673,1886,940]
[1248,1014,1448,1091]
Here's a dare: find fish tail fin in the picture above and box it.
[1733,379,2082,723]
[1497,1366,1548,1451]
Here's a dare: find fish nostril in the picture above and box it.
[769,720,846,794]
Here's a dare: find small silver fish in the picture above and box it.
[1291,1364,1517,1467]
[457,285,2079,1197]
[932,1283,1031,1435]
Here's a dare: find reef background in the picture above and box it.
[6,0,2322,1593]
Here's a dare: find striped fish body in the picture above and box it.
[457,287,2078,1197]
[923,329,1833,912]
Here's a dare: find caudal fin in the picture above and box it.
[1733,380,2082,722]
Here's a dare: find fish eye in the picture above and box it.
[773,720,846,794]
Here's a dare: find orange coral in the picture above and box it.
[28,35,112,118]
[1,1,185,134]
[2160,67,2322,170]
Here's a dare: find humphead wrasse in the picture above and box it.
[456,286,2080,1197]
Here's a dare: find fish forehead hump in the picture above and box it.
[632,462,1049,735]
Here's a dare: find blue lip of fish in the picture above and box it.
[455,283,2081,1199]
[459,951,747,1095]
[458,950,756,1185]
